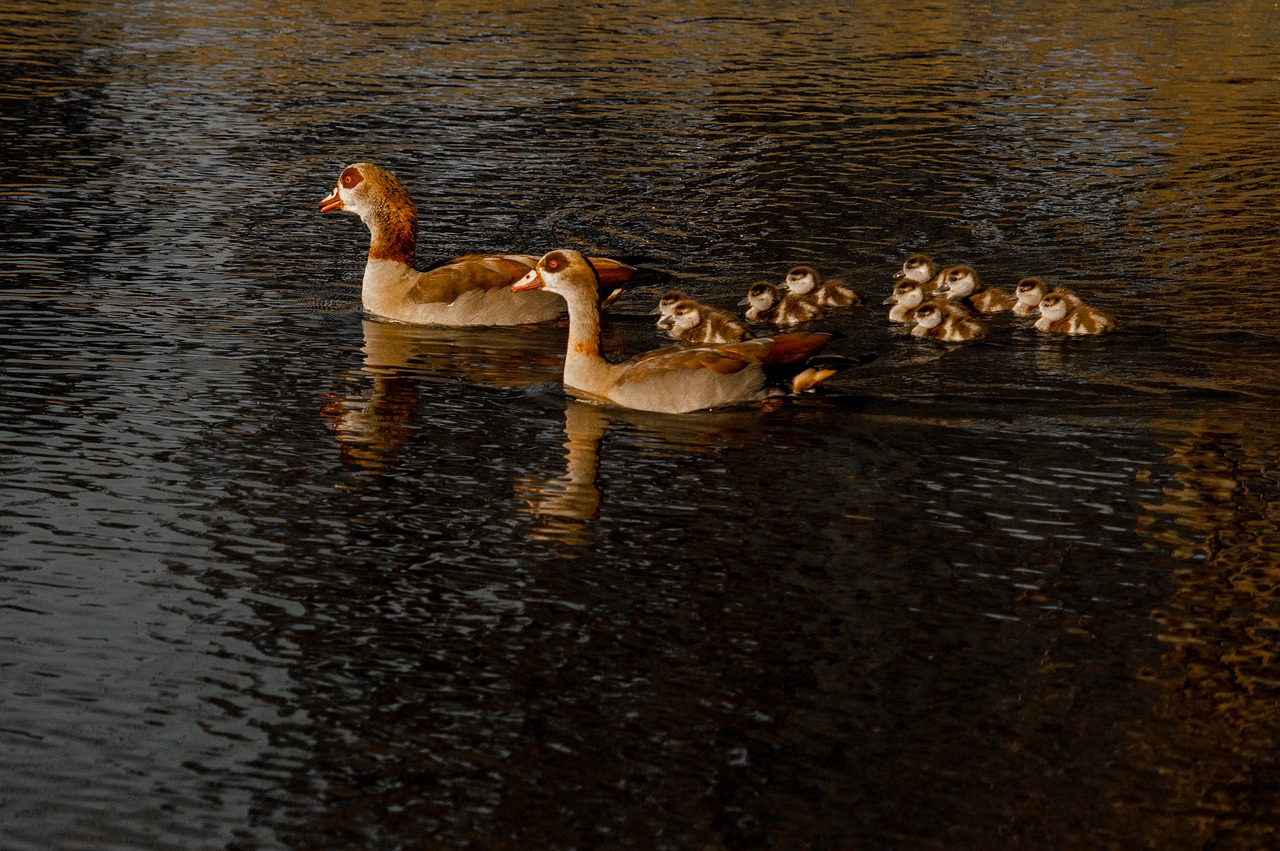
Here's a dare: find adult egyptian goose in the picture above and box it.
[320,162,638,325]
[783,265,863,309]
[933,265,1016,312]
[513,250,845,413]
[1035,290,1115,335]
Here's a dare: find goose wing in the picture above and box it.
[614,333,831,386]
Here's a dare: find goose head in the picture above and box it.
[894,254,936,283]
[784,265,819,295]
[652,290,686,327]
[320,162,418,262]
[512,249,598,298]
[320,163,414,222]
[1037,291,1073,322]
[935,265,978,298]
[741,281,780,311]
[912,302,946,330]
[668,299,704,331]
[883,280,925,308]
[1014,277,1049,308]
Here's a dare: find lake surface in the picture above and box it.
[3,1,1279,848]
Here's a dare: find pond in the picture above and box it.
[2,1,1279,848]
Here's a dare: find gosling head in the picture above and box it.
[936,265,979,298]
[883,280,926,308]
[744,281,780,311]
[912,302,945,330]
[1037,291,1073,322]
[1015,277,1048,308]
[894,254,936,283]
[652,290,685,316]
[784,265,820,295]
[669,299,704,331]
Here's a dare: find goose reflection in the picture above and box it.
[320,317,565,471]
[514,400,609,544]
[324,317,782,543]
[515,399,774,545]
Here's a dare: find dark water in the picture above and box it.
[3,2,1280,848]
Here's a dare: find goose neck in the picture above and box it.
[363,198,417,265]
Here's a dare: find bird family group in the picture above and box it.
[322,163,1114,414]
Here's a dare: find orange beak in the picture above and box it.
[319,189,343,213]
[511,268,542,292]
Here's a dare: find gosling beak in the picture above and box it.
[511,268,542,292]
[319,188,343,213]
[892,270,906,280]
[882,294,897,305]
[738,296,751,306]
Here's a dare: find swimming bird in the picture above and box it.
[512,250,847,413]
[911,301,987,343]
[1012,277,1053,317]
[783,265,863,309]
[666,299,751,344]
[933,265,1016,313]
[894,254,938,291]
[1035,290,1116,335]
[319,162,638,325]
[883,279,930,323]
[741,282,823,325]
[651,290,687,329]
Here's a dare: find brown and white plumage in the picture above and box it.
[1012,277,1053,316]
[894,254,939,293]
[784,265,863,309]
[933,265,1016,313]
[1035,290,1115,335]
[320,162,637,325]
[666,299,751,344]
[513,251,847,413]
[911,300,987,343]
[652,290,687,329]
[742,282,824,325]
[883,279,931,323]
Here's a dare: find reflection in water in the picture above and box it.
[320,368,421,470]
[320,318,565,471]
[1138,417,1280,847]
[515,401,608,544]
[512,399,772,545]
